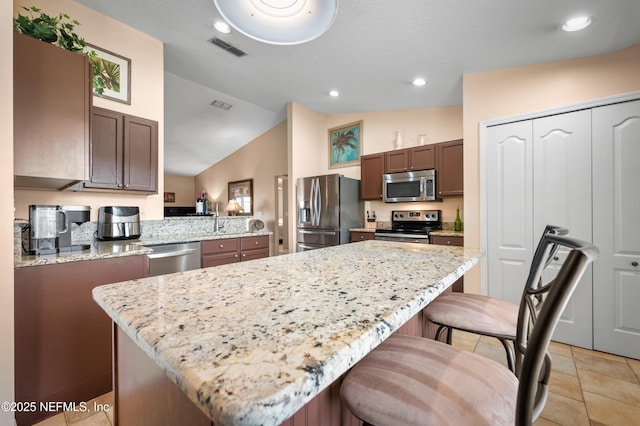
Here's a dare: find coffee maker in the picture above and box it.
[23,205,91,255]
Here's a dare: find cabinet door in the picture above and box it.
[385,149,409,173]
[124,115,158,192]
[202,252,240,267]
[430,235,463,246]
[431,235,464,292]
[240,235,269,251]
[14,256,147,426]
[436,139,463,196]
[592,99,640,359]
[409,145,436,171]
[13,32,90,189]
[241,248,270,261]
[202,238,239,255]
[360,153,385,200]
[87,107,123,189]
[350,231,374,242]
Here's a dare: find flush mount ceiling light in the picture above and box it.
[412,78,427,86]
[329,90,339,97]
[562,16,592,32]
[213,0,338,45]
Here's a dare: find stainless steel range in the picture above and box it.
[374,210,442,244]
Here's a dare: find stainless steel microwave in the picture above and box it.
[382,170,436,202]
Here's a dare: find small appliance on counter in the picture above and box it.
[22,205,91,255]
[97,206,141,240]
[246,218,265,233]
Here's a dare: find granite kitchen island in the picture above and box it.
[92,240,480,425]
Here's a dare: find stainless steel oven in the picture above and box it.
[382,169,436,203]
[374,210,441,243]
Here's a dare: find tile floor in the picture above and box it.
[34,330,640,426]
[451,330,640,426]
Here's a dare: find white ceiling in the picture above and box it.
[75,0,640,176]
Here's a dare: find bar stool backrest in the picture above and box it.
[513,235,598,424]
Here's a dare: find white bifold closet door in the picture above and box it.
[487,109,593,348]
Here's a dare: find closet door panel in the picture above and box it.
[486,121,534,303]
[533,109,593,348]
[593,99,640,359]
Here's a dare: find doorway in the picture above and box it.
[274,175,289,255]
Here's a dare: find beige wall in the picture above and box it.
[13,0,165,221]
[195,121,287,232]
[463,44,640,294]
[1,0,14,421]
[164,175,196,207]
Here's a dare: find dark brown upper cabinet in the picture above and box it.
[13,32,91,190]
[436,139,463,196]
[360,153,385,200]
[86,107,158,193]
[384,145,436,174]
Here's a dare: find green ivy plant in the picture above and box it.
[13,6,106,95]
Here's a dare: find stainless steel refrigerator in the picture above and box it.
[296,174,364,251]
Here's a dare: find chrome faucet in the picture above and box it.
[213,203,223,232]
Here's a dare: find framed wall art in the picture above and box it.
[228,179,253,216]
[163,192,175,203]
[86,43,131,105]
[328,120,362,169]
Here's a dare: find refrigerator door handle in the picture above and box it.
[298,229,338,236]
[310,177,317,226]
[315,177,322,226]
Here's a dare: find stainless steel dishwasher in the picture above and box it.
[145,241,201,277]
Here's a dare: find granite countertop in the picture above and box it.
[93,240,480,425]
[15,231,271,268]
[430,230,465,237]
[139,230,271,246]
[348,227,376,233]
[349,229,464,237]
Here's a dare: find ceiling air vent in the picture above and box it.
[210,100,232,110]
[208,37,247,57]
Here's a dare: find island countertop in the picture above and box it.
[92,240,480,425]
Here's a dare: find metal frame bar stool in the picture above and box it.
[423,224,568,372]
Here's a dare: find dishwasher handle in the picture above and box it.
[146,248,198,260]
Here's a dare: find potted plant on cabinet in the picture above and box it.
[13,6,107,95]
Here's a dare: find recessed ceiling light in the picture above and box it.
[329,90,339,97]
[412,78,427,86]
[562,16,592,32]
[214,20,232,34]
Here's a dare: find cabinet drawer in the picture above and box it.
[350,231,375,242]
[202,238,238,255]
[430,235,463,247]
[241,248,270,262]
[240,235,269,250]
[201,252,240,268]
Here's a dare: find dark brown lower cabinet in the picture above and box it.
[430,235,464,292]
[201,235,270,267]
[14,255,147,426]
[350,231,375,242]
